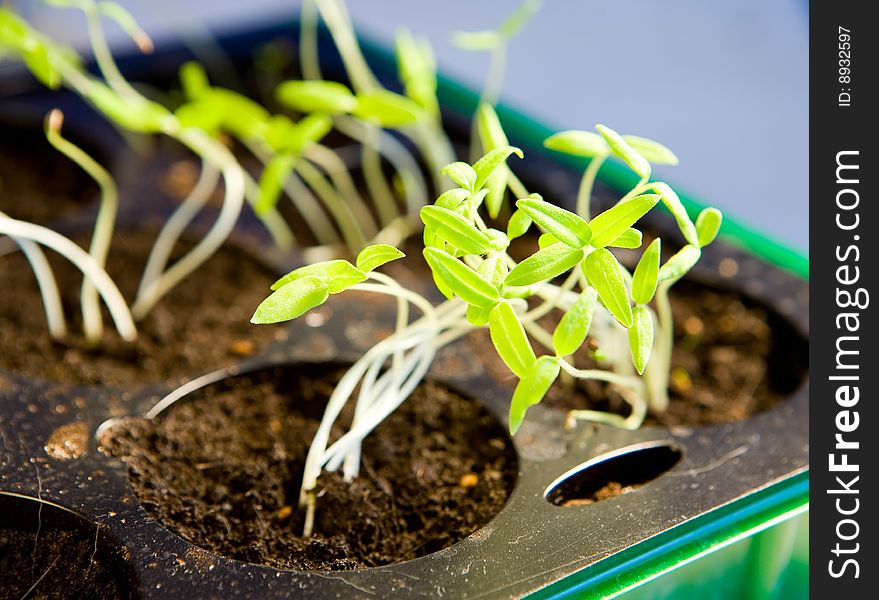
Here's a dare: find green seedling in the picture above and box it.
[253,122,722,535]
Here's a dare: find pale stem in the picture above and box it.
[305,144,379,242]
[576,154,607,219]
[0,217,136,340]
[46,117,118,345]
[649,281,674,412]
[136,161,220,300]
[314,0,381,92]
[0,212,66,339]
[84,2,141,99]
[360,126,401,226]
[131,129,244,320]
[299,0,322,81]
[294,159,366,250]
[241,170,297,249]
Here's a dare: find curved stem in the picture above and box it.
[131,129,244,320]
[314,0,381,92]
[46,113,118,345]
[295,158,366,250]
[576,154,607,219]
[0,217,136,341]
[137,161,220,300]
[305,144,379,243]
[299,0,323,81]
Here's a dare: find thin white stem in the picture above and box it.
[84,2,140,99]
[305,144,379,242]
[0,212,67,339]
[241,169,296,249]
[46,115,118,345]
[558,358,644,391]
[299,0,323,81]
[137,161,220,300]
[649,281,674,412]
[335,116,428,215]
[314,0,381,92]
[360,126,400,226]
[576,154,606,219]
[295,159,366,250]
[131,129,244,320]
[0,217,135,341]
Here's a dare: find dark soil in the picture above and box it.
[0,125,100,225]
[100,363,517,570]
[0,528,133,600]
[0,226,279,385]
[471,278,808,427]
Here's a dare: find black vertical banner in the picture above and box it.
[810,1,878,596]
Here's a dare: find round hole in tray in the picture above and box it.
[0,492,137,599]
[100,361,518,571]
[544,442,682,507]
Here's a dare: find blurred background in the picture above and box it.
[16,0,808,252]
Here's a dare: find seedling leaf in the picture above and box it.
[275,80,357,114]
[595,124,651,179]
[659,244,701,282]
[507,208,533,240]
[622,135,679,165]
[631,238,661,304]
[543,130,608,158]
[695,207,723,247]
[420,205,492,254]
[509,356,560,435]
[353,90,422,127]
[251,276,329,324]
[628,305,654,374]
[423,247,499,308]
[489,302,536,378]
[441,162,477,191]
[581,248,633,327]
[552,287,598,356]
[589,194,660,248]
[651,182,699,247]
[473,146,523,190]
[256,154,295,216]
[607,227,642,249]
[517,196,592,248]
[356,244,405,272]
[271,260,366,294]
[505,243,584,287]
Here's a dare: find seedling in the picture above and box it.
[254,119,722,534]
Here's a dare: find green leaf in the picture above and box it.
[275,80,357,114]
[22,44,59,88]
[498,0,542,38]
[651,182,699,247]
[478,255,508,287]
[356,244,405,272]
[423,248,499,308]
[489,302,536,378]
[628,306,654,374]
[420,205,492,255]
[179,61,209,100]
[353,90,422,127]
[505,243,583,287]
[543,130,608,158]
[509,356,560,435]
[622,135,679,165]
[466,304,493,326]
[517,195,591,248]
[631,238,661,305]
[251,276,329,324]
[695,207,723,247]
[451,30,502,51]
[607,228,642,249]
[552,287,598,356]
[435,188,471,211]
[256,154,295,216]
[472,146,523,191]
[581,249,633,327]
[86,82,170,133]
[296,113,333,145]
[589,194,660,248]
[271,260,366,294]
[659,245,701,282]
[395,29,438,115]
[441,162,477,191]
[484,168,508,219]
[204,89,270,140]
[507,208,533,240]
[538,233,560,249]
[596,124,651,180]
[485,228,510,252]
[477,103,509,150]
